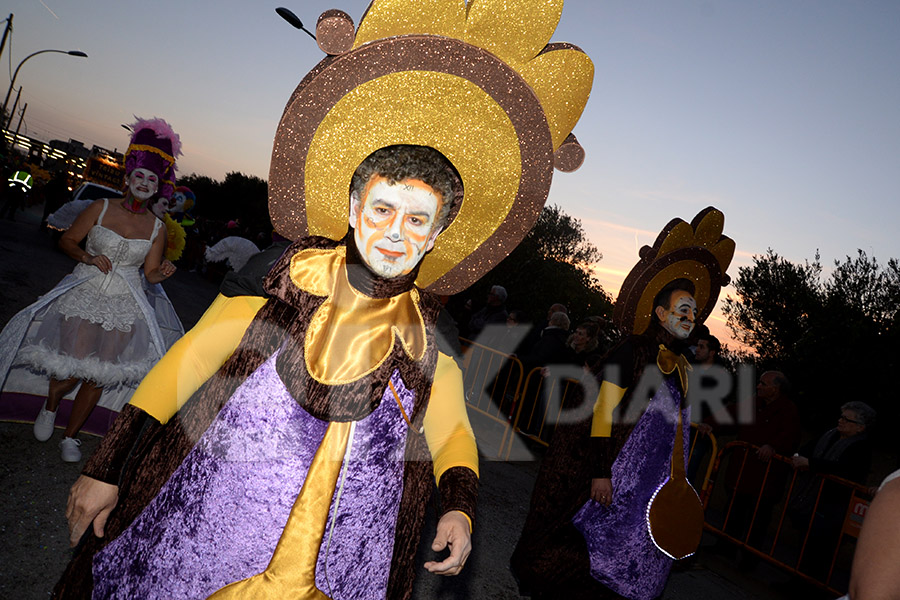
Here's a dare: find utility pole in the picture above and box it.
[13,102,26,137]
[0,14,12,64]
[0,14,12,126]
[5,86,21,130]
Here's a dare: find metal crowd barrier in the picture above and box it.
[703,440,872,595]
[455,342,869,591]
[507,367,584,451]
[455,343,720,483]
[457,337,524,458]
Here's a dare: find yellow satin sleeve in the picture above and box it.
[424,352,479,484]
[130,294,267,423]
[590,380,628,438]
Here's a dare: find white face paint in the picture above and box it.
[149,195,174,219]
[172,191,187,213]
[349,176,443,279]
[656,290,697,339]
[128,168,159,201]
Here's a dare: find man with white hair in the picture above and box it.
[467,284,509,340]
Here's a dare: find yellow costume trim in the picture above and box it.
[124,142,175,165]
[425,352,479,482]
[590,381,627,438]
[129,294,266,423]
[162,213,186,261]
[209,421,353,599]
[290,247,427,385]
[656,345,692,395]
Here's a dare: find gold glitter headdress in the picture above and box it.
[268,0,593,294]
[613,207,735,335]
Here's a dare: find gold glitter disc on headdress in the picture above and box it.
[269,0,593,294]
[614,207,735,335]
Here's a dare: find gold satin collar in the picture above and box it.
[290,247,427,385]
[656,345,692,394]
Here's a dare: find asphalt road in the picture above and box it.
[0,204,829,599]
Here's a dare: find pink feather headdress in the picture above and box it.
[124,116,183,199]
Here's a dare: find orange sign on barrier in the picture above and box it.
[841,495,869,538]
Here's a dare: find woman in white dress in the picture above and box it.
[0,118,182,461]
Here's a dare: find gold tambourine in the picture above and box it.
[268,0,593,294]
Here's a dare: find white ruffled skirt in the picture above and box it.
[0,265,183,411]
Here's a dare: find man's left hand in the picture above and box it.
[757,444,775,462]
[791,455,809,469]
[424,510,471,576]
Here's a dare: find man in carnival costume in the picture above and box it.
[512,209,734,599]
[54,1,592,598]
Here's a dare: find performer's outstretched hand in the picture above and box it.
[66,475,118,547]
[424,510,471,576]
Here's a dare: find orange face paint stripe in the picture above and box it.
[363,213,393,230]
[405,230,428,243]
[360,175,388,206]
[365,231,379,256]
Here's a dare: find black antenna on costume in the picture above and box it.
[276,7,317,41]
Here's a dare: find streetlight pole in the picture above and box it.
[1,49,88,118]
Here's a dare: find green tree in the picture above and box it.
[722,249,823,362]
[453,204,612,328]
[178,171,272,243]
[724,248,900,443]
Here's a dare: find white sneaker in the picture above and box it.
[60,437,82,462]
[33,405,58,442]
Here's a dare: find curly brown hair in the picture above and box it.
[350,145,461,228]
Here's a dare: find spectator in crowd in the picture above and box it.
[700,370,801,564]
[693,331,721,367]
[40,171,71,230]
[582,315,613,357]
[522,311,571,370]
[788,401,875,579]
[522,302,567,351]
[495,309,531,355]
[467,284,509,341]
[566,321,601,367]
[516,311,571,434]
[687,332,727,484]
[487,310,533,419]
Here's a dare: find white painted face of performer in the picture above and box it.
[655,290,698,340]
[149,196,175,220]
[128,167,159,201]
[349,176,444,279]
[172,190,188,213]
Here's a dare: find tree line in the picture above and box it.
[723,248,900,450]
[447,204,613,328]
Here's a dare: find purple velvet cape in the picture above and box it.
[572,377,691,600]
[91,350,416,600]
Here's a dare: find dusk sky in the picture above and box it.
[4,0,899,345]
